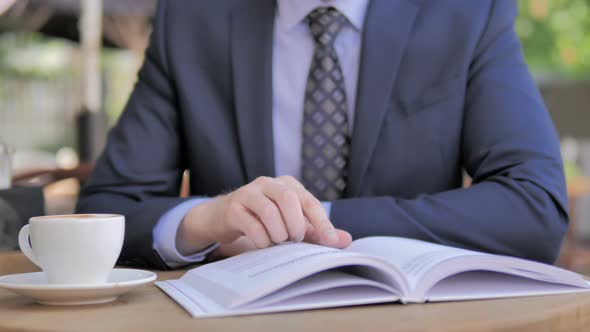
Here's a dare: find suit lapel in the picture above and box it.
[347,0,422,196]
[231,1,277,182]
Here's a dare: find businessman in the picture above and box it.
[77,0,568,270]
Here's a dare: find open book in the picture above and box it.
[156,237,590,318]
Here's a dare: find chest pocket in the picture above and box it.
[367,75,465,197]
[393,74,464,119]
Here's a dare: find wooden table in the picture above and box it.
[1,252,590,332]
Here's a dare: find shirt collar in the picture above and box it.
[277,0,369,32]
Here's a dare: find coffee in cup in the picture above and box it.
[18,214,125,284]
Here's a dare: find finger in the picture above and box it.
[298,191,339,245]
[214,236,258,258]
[304,222,320,244]
[304,222,352,248]
[243,189,289,244]
[332,229,353,248]
[261,182,306,242]
[277,176,339,245]
[227,202,272,249]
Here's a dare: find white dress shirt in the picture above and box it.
[152,0,369,268]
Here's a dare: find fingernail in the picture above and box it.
[324,229,338,244]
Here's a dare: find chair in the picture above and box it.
[12,162,94,187]
[11,163,94,216]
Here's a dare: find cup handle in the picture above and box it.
[18,225,41,267]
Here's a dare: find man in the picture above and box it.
[77,0,568,270]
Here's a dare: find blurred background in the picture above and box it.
[0,0,155,214]
[0,0,589,267]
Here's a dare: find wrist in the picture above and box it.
[176,197,225,255]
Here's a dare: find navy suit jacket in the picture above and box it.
[77,0,568,269]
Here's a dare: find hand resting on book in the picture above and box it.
[176,176,352,257]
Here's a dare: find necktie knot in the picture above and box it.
[306,7,347,47]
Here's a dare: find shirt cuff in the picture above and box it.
[152,198,220,268]
[322,201,332,218]
[153,198,332,268]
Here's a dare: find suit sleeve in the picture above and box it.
[76,0,187,270]
[331,0,568,263]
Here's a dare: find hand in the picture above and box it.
[210,236,257,259]
[176,176,352,256]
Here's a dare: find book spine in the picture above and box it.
[400,297,426,304]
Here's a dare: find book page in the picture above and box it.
[160,277,399,319]
[426,271,590,302]
[179,242,394,309]
[244,270,399,309]
[348,237,590,302]
[347,237,482,290]
[226,286,397,318]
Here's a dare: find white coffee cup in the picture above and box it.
[18,214,125,285]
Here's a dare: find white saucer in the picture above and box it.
[0,269,157,305]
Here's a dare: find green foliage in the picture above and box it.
[0,32,76,79]
[0,31,137,124]
[101,50,138,123]
[516,0,590,79]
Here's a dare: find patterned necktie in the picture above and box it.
[301,7,350,201]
